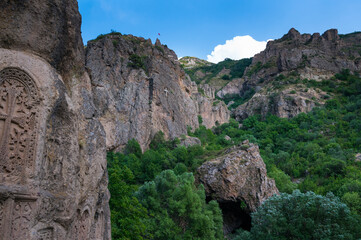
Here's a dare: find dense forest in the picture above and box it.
[108,69,361,239]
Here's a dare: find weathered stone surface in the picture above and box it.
[216,78,243,98]
[234,87,327,120]
[0,48,110,240]
[197,140,278,211]
[0,0,85,86]
[178,136,201,148]
[86,35,229,150]
[196,92,230,129]
[0,1,110,239]
[179,56,213,69]
[197,140,278,234]
[224,135,231,141]
[229,28,361,120]
[355,153,361,162]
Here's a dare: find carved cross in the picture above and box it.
[0,83,27,164]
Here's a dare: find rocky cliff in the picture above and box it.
[197,140,279,234]
[0,0,85,87]
[86,34,229,150]
[0,1,230,239]
[218,28,361,119]
[0,1,109,239]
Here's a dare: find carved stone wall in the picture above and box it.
[0,0,111,238]
[37,227,54,240]
[0,49,111,240]
[0,67,40,184]
[0,195,37,240]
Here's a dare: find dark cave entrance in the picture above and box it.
[207,197,252,235]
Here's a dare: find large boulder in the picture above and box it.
[178,136,201,147]
[198,140,278,211]
[197,140,278,234]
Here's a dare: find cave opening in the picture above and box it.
[207,197,252,235]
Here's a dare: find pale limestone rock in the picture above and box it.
[356,153,361,162]
[217,78,243,99]
[178,136,201,147]
[224,135,231,141]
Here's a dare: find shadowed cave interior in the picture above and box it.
[207,197,252,235]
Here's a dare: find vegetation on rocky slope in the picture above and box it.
[183,58,252,89]
[108,69,361,239]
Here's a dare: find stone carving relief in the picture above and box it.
[0,200,3,230]
[71,209,91,240]
[11,200,34,239]
[37,227,54,240]
[0,67,40,184]
[94,210,105,240]
[0,197,36,240]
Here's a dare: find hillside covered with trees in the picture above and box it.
[108,69,361,239]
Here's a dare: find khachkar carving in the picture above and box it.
[11,200,34,239]
[0,197,36,240]
[0,67,40,183]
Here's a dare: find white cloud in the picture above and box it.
[207,36,269,63]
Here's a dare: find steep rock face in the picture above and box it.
[247,28,361,84]
[216,78,244,98]
[0,0,85,86]
[229,28,361,119]
[234,87,327,120]
[197,140,278,234]
[0,1,110,240]
[196,93,230,129]
[86,35,229,150]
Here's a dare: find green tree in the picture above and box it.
[108,160,148,239]
[124,139,142,158]
[136,170,224,240]
[234,190,361,240]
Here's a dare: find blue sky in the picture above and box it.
[79,0,361,61]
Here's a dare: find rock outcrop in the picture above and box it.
[178,136,201,148]
[86,34,229,150]
[246,28,361,85]
[234,87,328,120]
[197,140,278,234]
[355,153,361,162]
[0,0,85,86]
[0,1,110,239]
[179,56,213,69]
[216,78,244,98]
[223,28,361,120]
